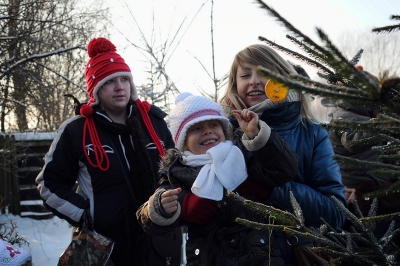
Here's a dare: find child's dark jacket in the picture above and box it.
[137,125,298,266]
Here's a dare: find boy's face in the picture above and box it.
[98,76,131,113]
[185,119,226,155]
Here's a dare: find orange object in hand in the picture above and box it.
[265,80,288,102]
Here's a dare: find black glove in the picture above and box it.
[80,209,93,231]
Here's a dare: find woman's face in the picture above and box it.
[185,120,225,155]
[98,76,131,114]
[236,61,268,107]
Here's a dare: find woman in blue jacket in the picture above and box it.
[220,44,346,266]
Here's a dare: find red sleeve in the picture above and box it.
[181,192,220,224]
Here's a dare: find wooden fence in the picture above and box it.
[0,132,56,219]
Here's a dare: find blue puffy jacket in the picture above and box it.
[231,101,346,266]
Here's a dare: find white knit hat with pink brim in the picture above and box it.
[168,92,230,151]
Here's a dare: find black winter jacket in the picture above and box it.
[36,101,174,265]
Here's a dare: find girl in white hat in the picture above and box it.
[137,92,298,265]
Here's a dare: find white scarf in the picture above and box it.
[183,140,247,201]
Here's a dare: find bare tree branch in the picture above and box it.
[33,60,85,92]
[0,46,85,80]
[0,97,27,107]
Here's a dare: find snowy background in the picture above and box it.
[0,214,71,266]
[0,213,188,266]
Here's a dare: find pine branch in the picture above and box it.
[316,28,381,99]
[317,71,348,85]
[360,211,400,223]
[363,181,400,200]
[373,144,400,155]
[285,227,345,251]
[288,191,304,226]
[377,154,400,163]
[258,35,334,76]
[372,14,400,33]
[349,49,364,65]
[380,220,396,247]
[326,118,395,133]
[330,196,369,233]
[256,66,371,101]
[347,136,385,148]
[369,169,400,181]
[333,154,400,171]
[254,0,330,57]
[375,133,400,144]
[381,228,400,252]
[372,23,400,33]
[226,191,301,226]
[235,217,286,232]
[229,191,400,264]
[377,113,400,123]
[284,35,334,75]
[349,200,365,218]
[318,218,348,247]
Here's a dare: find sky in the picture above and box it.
[107,0,399,98]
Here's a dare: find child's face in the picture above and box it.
[236,61,268,107]
[185,119,226,154]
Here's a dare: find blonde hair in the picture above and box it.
[220,44,314,121]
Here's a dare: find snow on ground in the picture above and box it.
[1,214,188,266]
[0,214,72,266]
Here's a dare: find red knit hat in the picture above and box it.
[85,37,138,106]
[80,37,165,171]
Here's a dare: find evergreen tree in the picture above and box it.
[228,1,400,265]
[228,191,400,265]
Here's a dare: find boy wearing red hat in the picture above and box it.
[36,37,176,265]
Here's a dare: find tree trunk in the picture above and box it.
[7,0,28,131]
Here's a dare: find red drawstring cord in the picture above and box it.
[136,99,166,157]
[81,104,110,171]
[80,100,165,172]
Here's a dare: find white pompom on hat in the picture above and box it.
[169,93,230,151]
[0,239,32,266]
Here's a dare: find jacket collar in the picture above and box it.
[259,101,302,129]
[93,102,135,122]
[229,101,302,130]
[130,101,168,119]
[94,101,168,122]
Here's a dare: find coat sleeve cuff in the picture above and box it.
[148,189,181,226]
[241,120,271,151]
